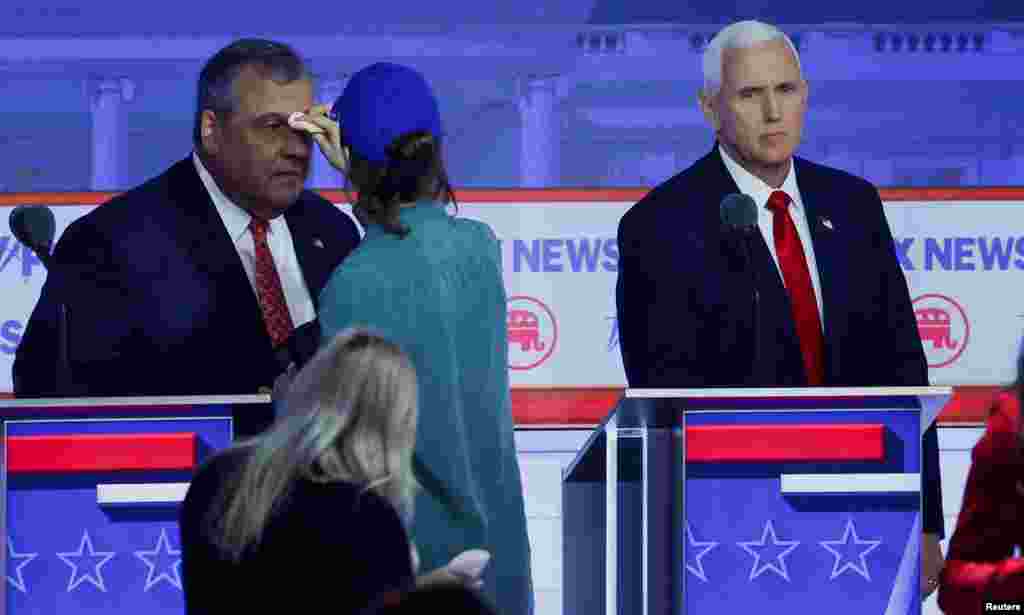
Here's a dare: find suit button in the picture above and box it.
[258,386,272,394]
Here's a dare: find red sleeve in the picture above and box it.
[939,393,1024,614]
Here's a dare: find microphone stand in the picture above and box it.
[35,248,74,396]
[56,302,71,396]
[738,228,761,386]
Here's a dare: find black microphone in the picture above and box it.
[719,194,761,385]
[8,205,72,396]
[720,193,757,233]
[9,205,56,268]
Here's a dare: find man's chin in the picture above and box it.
[754,149,795,169]
[268,186,304,210]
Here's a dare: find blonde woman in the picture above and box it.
[179,329,473,614]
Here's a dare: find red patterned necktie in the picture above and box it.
[765,190,824,386]
[249,218,294,348]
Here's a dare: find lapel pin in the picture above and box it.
[313,238,325,249]
[820,217,834,231]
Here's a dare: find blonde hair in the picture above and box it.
[208,328,419,561]
[702,20,802,97]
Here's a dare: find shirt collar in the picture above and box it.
[718,144,802,212]
[193,152,272,243]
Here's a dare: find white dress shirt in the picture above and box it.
[192,152,316,328]
[718,145,825,325]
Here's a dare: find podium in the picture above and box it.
[0,394,272,614]
[562,386,952,615]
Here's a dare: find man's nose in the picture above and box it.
[283,128,312,158]
[763,93,782,121]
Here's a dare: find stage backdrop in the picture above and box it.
[2,189,1023,422]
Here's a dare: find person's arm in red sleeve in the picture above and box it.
[939,394,1024,614]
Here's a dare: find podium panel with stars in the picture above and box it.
[0,395,268,615]
[561,386,951,615]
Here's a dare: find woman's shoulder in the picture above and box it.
[449,216,498,244]
[193,447,255,491]
[973,391,1023,464]
[408,209,495,243]
[192,446,248,483]
[987,391,1022,430]
[180,446,250,524]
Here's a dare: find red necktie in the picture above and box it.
[249,218,294,348]
[766,190,824,385]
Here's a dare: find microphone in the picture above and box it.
[719,193,757,233]
[9,205,56,269]
[719,193,761,385]
[8,205,73,396]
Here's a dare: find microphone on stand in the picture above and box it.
[9,205,55,268]
[719,194,761,385]
[9,205,72,395]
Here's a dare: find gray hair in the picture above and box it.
[701,20,802,97]
[208,328,420,561]
[193,38,312,148]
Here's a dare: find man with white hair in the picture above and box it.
[615,19,945,598]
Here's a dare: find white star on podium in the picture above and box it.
[820,519,882,581]
[685,522,718,582]
[7,536,38,593]
[57,530,116,592]
[738,520,800,582]
[135,528,183,591]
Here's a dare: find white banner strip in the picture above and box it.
[780,473,920,494]
[96,482,190,505]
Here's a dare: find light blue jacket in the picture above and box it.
[319,201,533,614]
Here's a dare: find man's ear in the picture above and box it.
[200,110,219,154]
[697,90,721,133]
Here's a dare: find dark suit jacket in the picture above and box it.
[13,157,360,402]
[616,148,944,536]
[938,392,1024,613]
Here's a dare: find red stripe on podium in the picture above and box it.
[686,424,886,462]
[6,433,198,473]
[507,386,1002,426]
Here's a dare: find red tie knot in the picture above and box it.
[766,190,792,214]
[249,217,270,241]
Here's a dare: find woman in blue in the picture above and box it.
[291,62,533,615]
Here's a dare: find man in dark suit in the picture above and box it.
[13,39,360,429]
[615,20,945,597]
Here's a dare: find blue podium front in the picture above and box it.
[0,395,272,615]
[562,386,952,615]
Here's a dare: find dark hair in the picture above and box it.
[345,130,457,238]
[193,38,311,148]
[360,585,497,615]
